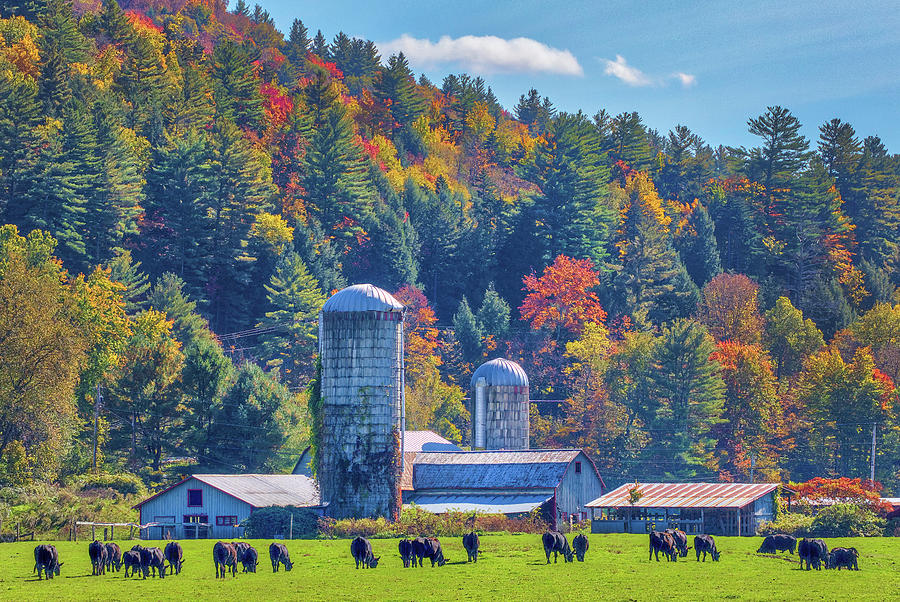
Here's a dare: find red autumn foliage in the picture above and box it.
[260,83,293,128]
[125,10,163,34]
[789,477,892,513]
[307,53,343,80]
[520,255,606,337]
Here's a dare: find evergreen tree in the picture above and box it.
[146,272,209,345]
[515,88,554,134]
[745,105,810,193]
[524,111,613,265]
[256,252,326,389]
[285,18,310,64]
[649,319,725,478]
[212,40,264,132]
[106,250,151,314]
[478,283,511,338]
[674,202,722,288]
[376,53,426,136]
[609,111,653,171]
[0,68,42,216]
[311,29,328,58]
[181,337,232,464]
[452,297,483,364]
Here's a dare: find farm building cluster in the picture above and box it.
[133,283,790,539]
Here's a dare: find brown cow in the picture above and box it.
[649,531,677,562]
[213,541,237,578]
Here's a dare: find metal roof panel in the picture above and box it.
[404,492,552,514]
[470,358,529,388]
[412,450,581,490]
[585,482,779,509]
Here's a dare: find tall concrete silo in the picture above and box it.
[318,284,404,519]
[470,358,530,450]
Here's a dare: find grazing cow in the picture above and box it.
[462,532,480,563]
[122,550,142,578]
[233,542,251,572]
[757,534,797,555]
[89,540,108,575]
[665,529,691,558]
[649,531,678,562]
[33,544,62,580]
[213,541,238,578]
[542,531,573,564]
[398,539,414,568]
[694,534,720,562]
[798,538,828,571]
[350,536,380,569]
[412,537,447,567]
[140,547,166,579]
[573,534,589,562]
[105,543,122,573]
[269,542,293,572]
[241,546,259,573]
[164,541,183,575]
[826,547,859,571]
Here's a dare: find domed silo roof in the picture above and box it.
[321,283,404,313]
[470,358,529,388]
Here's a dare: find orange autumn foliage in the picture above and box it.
[393,285,441,383]
[789,477,892,513]
[520,255,606,338]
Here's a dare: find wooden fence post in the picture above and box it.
[91,524,96,540]
[16,523,19,542]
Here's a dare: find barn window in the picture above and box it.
[187,489,203,507]
[574,461,582,474]
[216,516,238,526]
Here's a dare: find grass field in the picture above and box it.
[2,534,898,601]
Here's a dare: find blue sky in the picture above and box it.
[261,0,900,150]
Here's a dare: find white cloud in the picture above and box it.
[674,72,697,87]
[378,34,583,76]
[602,55,652,86]
[600,55,697,88]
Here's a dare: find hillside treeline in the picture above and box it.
[0,0,898,490]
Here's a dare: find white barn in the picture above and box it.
[134,474,323,540]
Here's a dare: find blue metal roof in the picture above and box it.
[470,358,529,388]
[321,284,404,313]
[404,492,552,514]
[412,450,580,490]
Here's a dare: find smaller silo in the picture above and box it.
[470,358,530,450]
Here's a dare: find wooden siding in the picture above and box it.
[138,477,251,540]
[555,452,604,521]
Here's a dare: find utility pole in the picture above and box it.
[92,384,102,472]
[870,423,877,482]
[750,452,756,483]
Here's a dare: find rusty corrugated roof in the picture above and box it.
[585,482,779,509]
[413,450,581,490]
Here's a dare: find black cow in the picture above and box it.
[122,550,142,578]
[542,531,573,564]
[213,541,237,578]
[573,534,589,562]
[412,537,447,567]
[757,534,797,555]
[269,542,293,572]
[233,542,251,572]
[398,539,414,567]
[798,538,828,571]
[140,547,166,579]
[33,544,62,580]
[350,536,380,569]
[105,542,122,573]
[463,532,480,563]
[649,531,677,562]
[241,546,259,573]
[89,540,108,575]
[164,541,183,575]
[826,547,859,571]
[665,528,691,558]
[694,534,720,562]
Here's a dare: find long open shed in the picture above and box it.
[586,482,791,536]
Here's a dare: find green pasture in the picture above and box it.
[2,534,898,601]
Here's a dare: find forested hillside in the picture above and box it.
[1,0,899,491]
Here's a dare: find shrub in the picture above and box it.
[809,503,885,537]
[757,512,815,536]
[76,473,147,497]
[243,506,319,539]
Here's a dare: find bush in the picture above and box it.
[809,504,885,537]
[243,506,320,539]
[76,473,147,497]
[757,512,815,536]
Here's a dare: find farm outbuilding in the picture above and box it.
[134,474,323,540]
[403,450,604,527]
[586,482,790,536]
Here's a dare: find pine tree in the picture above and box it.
[311,30,328,58]
[0,68,42,215]
[212,40,264,132]
[453,297,483,364]
[376,53,426,136]
[746,105,810,193]
[478,283,511,338]
[675,201,722,288]
[515,88,554,135]
[256,252,325,389]
[146,272,209,345]
[172,42,215,133]
[649,319,725,478]
[524,111,613,265]
[609,112,653,171]
[285,19,310,64]
[106,250,151,314]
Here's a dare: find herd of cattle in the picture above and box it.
[31,530,862,580]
